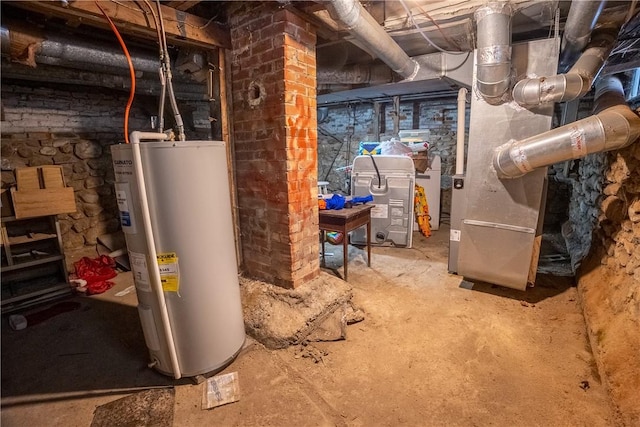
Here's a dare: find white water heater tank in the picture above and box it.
[111,141,245,377]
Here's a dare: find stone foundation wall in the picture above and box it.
[1,82,210,253]
[578,138,640,425]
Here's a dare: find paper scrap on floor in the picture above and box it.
[202,372,240,410]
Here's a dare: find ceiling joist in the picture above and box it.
[164,1,202,12]
[8,0,230,49]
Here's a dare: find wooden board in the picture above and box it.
[41,166,65,188]
[16,168,41,191]
[528,234,543,285]
[11,187,76,219]
[9,1,230,49]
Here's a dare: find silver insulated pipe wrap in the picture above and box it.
[494,76,640,178]
[512,30,617,107]
[327,0,419,80]
[559,0,607,71]
[474,2,513,101]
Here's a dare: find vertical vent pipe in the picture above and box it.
[327,0,419,80]
[559,0,607,71]
[474,2,513,102]
[493,76,640,179]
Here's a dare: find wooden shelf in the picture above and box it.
[2,254,65,273]
[1,214,70,313]
[7,232,57,246]
[1,284,71,313]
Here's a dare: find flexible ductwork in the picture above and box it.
[1,23,160,74]
[474,2,513,102]
[317,63,393,85]
[512,29,617,107]
[494,76,640,179]
[559,0,607,71]
[1,60,206,100]
[326,0,419,80]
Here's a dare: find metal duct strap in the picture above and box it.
[474,2,512,102]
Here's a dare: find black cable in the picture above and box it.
[369,154,382,189]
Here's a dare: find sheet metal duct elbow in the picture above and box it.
[327,0,419,80]
[474,2,513,102]
[494,77,640,179]
[512,30,617,107]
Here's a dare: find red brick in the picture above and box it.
[275,9,309,29]
[282,21,303,38]
[252,38,273,55]
[247,14,274,33]
[273,33,286,48]
[230,3,320,288]
[283,82,310,99]
[266,20,285,35]
[258,48,282,64]
[298,73,316,89]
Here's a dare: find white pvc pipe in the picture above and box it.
[456,87,467,175]
[130,131,182,380]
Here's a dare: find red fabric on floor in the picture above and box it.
[73,255,117,295]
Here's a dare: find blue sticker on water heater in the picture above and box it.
[114,182,137,234]
[120,211,132,227]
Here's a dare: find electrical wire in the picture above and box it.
[95,1,136,144]
[398,0,467,55]
[368,154,382,189]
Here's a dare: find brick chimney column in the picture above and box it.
[229,3,319,288]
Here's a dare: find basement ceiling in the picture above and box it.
[1,1,639,104]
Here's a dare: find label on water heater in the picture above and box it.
[114,182,137,234]
[129,251,151,292]
[157,252,180,292]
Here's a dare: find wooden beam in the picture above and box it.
[8,0,230,49]
[219,48,243,267]
[283,4,339,41]
[165,1,201,12]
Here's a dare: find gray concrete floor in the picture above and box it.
[1,226,617,426]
